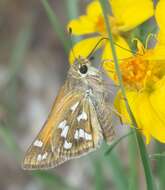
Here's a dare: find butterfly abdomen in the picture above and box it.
[93,95,115,144]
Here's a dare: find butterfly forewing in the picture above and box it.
[23,56,116,170]
[23,86,103,169]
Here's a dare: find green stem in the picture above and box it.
[41,0,70,53]
[93,159,105,190]
[99,0,154,189]
[65,0,79,20]
[65,0,81,43]
[128,128,138,190]
[105,130,134,155]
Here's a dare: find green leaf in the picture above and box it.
[103,148,128,190]
[149,152,165,159]
[105,131,134,155]
[93,158,106,190]
[0,122,20,159]
[2,21,32,90]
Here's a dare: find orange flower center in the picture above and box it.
[117,56,149,90]
[95,15,106,34]
[95,15,121,35]
[115,51,165,91]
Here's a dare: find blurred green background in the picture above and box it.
[0,0,164,190]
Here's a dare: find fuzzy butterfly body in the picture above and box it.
[22,57,115,170]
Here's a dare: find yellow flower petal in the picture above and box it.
[114,91,134,125]
[150,76,165,122]
[144,47,165,61]
[138,91,165,143]
[155,0,165,45]
[69,36,101,64]
[86,1,102,22]
[149,76,165,142]
[115,91,152,143]
[67,16,96,35]
[115,87,165,144]
[110,0,154,32]
[67,1,102,35]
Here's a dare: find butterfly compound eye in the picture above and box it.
[79,65,88,74]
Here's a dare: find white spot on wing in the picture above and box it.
[84,132,92,140]
[58,120,70,138]
[58,120,67,129]
[79,128,85,138]
[61,125,69,138]
[74,130,79,139]
[37,152,48,161]
[70,101,79,112]
[74,128,92,141]
[33,140,43,147]
[63,140,72,149]
[77,112,87,122]
[86,89,93,96]
[37,154,42,161]
[42,152,48,160]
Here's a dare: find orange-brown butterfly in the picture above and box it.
[22,39,115,170]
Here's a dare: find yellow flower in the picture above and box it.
[68,0,154,63]
[105,0,165,144]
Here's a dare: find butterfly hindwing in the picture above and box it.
[22,87,103,169]
[52,95,103,158]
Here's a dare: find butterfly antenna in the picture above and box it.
[68,27,77,61]
[113,41,142,55]
[87,37,142,60]
[87,38,107,59]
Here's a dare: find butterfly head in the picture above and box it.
[69,56,101,81]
